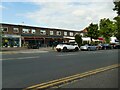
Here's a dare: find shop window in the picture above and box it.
[64,31,67,36]
[1,27,8,32]
[57,31,61,36]
[32,29,36,34]
[40,30,46,35]
[22,28,30,33]
[50,31,53,35]
[69,32,73,36]
[13,28,19,33]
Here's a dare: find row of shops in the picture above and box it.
[1,34,71,48]
[2,34,118,48]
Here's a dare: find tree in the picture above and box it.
[99,18,116,43]
[114,16,120,41]
[86,23,99,42]
[75,34,82,47]
[113,0,120,16]
[113,0,120,42]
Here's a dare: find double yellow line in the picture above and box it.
[24,64,120,90]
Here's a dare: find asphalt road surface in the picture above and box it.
[2,49,119,88]
[60,68,118,88]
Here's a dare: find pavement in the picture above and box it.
[0,47,56,54]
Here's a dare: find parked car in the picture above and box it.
[101,44,112,50]
[56,43,79,52]
[97,43,103,50]
[110,43,120,49]
[80,44,97,51]
[27,43,39,49]
[115,43,120,49]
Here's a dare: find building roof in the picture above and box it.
[80,28,88,33]
[1,23,80,32]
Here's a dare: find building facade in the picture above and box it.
[1,23,80,47]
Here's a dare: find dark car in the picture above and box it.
[111,43,120,49]
[101,44,112,50]
[27,43,39,49]
[27,40,40,49]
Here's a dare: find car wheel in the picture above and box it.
[87,48,91,51]
[57,49,61,52]
[63,47,67,52]
[75,47,79,51]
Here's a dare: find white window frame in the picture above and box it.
[40,30,46,35]
[50,31,54,35]
[69,32,73,36]
[13,28,19,33]
[1,27,8,32]
[22,28,30,33]
[57,31,61,36]
[64,31,67,36]
[31,29,36,34]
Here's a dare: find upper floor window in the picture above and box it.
[50,31,54,35]
[22,28,30,33]
[13,28,19,33]
[69,32,73,36]
[64,31,67,36]
[57,31,61,36]
[31,29,36,34]
[40,30,46,35]
[1,27,8,32]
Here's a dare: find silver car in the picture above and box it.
[80,44,97,51]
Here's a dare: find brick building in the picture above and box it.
[1,23,80,47]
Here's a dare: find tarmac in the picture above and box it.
[0,47,56,54]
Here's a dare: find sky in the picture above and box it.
[0,0,117,31]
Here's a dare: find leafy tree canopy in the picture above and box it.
[99,18,117,43]
[114,16,120,41]
[86,23,99,41]
[113,0,120,16]
[75,34,82,47]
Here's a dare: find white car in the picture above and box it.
[80,44,97,51]
[56,43,79,52]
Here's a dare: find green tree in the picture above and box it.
[75,34,82,47]
[113,0,120,16]
[99,18,116,43]
[86,23,99,42]
[113,0,120,42]
[114,16,120,41]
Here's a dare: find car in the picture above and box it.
[27,43,39,49]
[56,43,79,52]
[80,44,97,51]
[115,43,120,49]
[97,43,103,50]
[110,43,120,49]
[101,44,112,50]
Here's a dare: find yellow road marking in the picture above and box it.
[24,64,120,90]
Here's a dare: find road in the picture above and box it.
[60,68,118,88]
[2,49,119,88]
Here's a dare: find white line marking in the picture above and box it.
[1,56,40,60]
[57,53,78,56]
[20,51,48,53]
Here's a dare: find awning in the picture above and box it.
[98,37,104,41]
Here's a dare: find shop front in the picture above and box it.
[21,36,64,48]
[2,34,21,47]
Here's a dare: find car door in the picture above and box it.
[66,43,71,50]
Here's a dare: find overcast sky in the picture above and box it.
[1,0,117,31]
